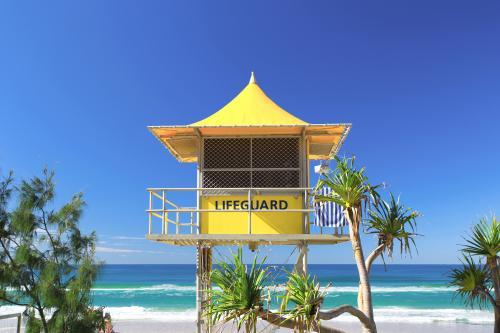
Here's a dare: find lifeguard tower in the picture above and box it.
[146,73,351,332]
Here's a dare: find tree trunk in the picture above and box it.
[319,305,375,332]
[365,244,386,275]
[257,310,346,333]
[488,258,500,303]
[494,305,499,333]
[37,306,49,333]
[488,257,500,333]
[344,206,376,333]
[358,244,385,310]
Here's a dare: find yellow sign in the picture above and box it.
[200,194,304,234]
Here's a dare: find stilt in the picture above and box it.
[294,241,308,275]
[145,74,353,333]
[196,244,212,333]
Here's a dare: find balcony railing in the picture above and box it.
[0,313,22,333]
[146,187,346,236]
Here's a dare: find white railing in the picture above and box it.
[0,313,22,333]
[146,188,346,236]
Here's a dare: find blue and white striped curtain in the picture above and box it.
[314,186,347,227]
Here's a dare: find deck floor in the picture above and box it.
[146,233,350,246]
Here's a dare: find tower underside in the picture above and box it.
[146,233,349,246]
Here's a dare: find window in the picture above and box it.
[202,137,301,188]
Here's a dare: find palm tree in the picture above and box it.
[207,248,269,333]
[364,193,420,273]
[450,256,493,309]
[463,217,499,299]
[315,156,380,332]
[450,217,499,333]
[359,193,420,309]
[207,247,375,333]
[280,272,327,332]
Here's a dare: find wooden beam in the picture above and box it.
[294,242,308,275]
[147,233,349,246]
[196,245,212,333]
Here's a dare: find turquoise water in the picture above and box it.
[92,264,457,309]
[86,264,493,324]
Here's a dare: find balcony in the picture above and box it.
[146,188,350,247]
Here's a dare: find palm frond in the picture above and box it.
[280,271,328,332]
[207,248,269,333]
[462,216,499,260]
[365,193,420,258]
[449,255,493,309]
[314,156,380,213]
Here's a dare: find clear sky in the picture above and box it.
[1,1,499,264]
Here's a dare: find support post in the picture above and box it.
[162,190,166,234]
[176,211,180,235]
[148,191,152,234]
[294,242,308,275]
[17,314,21,333]
[247,189,252,234]
[196,244,212,333]
[190,211,194,234]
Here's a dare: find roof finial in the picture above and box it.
[249,71,256,84]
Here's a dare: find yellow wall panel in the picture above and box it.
[201,194,304,234]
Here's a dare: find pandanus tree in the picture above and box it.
[207,248,375,333]
[450,217,499,333]
[364,193,420,273]
[360,193,420,308]
[315,156,380,332]
[207,248,269,333]
[280,272,326,333]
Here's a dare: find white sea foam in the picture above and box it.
[355,307,492,325]
[99,307,197,322]
[331,286,453,293]
[0,305,493,325]
[99,306,493,325]
[91,284,453,294]
[92,284,196,292]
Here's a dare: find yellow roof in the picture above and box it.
[191,73,308,127]
[149,73,351,163]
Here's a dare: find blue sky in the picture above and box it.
[0,1,499,264]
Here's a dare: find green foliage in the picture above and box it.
[280,272,327,332]
[365,193,420,258]
[26,309,43,333]
[462,216,499,259]
[449,256,492,309]
[450,214,499,328]
[0,169,103,333]
[207,248,269,333]
[314,156,380,210]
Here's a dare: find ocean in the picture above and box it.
[84,264,492,325]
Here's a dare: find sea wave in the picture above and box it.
[342,307,492,325]
[91,284,453,294]
[92,284,196,292]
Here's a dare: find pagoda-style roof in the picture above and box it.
[191,73,307,127]
[149,73,351,162]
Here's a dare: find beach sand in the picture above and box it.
[0,316,492,332]
[113,319,493,333]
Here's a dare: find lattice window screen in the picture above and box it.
[202,171,251,188]
[202,137,301,188]
[252,170,300,188]
[252,138,300,168]
[203,138,250,169]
